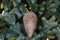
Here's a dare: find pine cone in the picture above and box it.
[23,12,38,38]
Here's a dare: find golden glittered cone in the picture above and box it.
[23,11,38,38]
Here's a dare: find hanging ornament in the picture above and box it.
[23,11,38,38]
